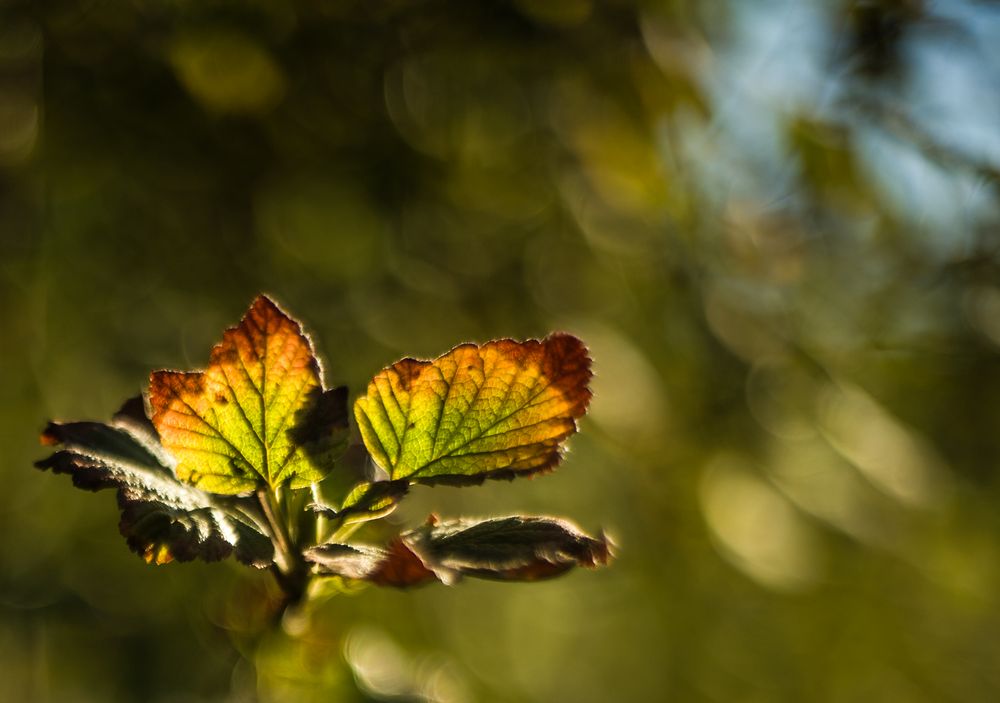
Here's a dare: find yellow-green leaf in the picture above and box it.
[354,334,592,485]
[149,295,349,494]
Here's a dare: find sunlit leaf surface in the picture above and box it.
[12,0,1000,696]
[354,334,592,485]
[149,295,349,494]
[36,397,274,567]
[305,516,611,586]
[303,542,427,585]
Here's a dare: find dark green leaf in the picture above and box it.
[407,516,612,583]
[36,396,274,567]
[304,516,611,587]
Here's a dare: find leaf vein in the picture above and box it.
[412,373,554,475]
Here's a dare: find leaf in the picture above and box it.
[354,334,592,485]
[35,397,274,567]
[302,541,435,586]
[299,543,387,581]
[308,479,410,524]
[405,516,613,582]
[148,295,349,494]
[304,516,611,586]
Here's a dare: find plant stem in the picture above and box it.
[311,483,329,544]
[257,486,296,574]
[259,488,310,610]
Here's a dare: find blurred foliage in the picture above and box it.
[2,0,1000,700]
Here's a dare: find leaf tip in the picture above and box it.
[541,331,593,418]
[589,529,615,568]
[245,293,302,338]
[39,422,61,446]
[249,292,282,313]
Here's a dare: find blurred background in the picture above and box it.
[2,0,1000,700]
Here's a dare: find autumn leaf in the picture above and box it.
[36,397,274,567]
[149,295,349,494]
[353,334,592,485]
[304,516,611,586]
[34,296,612,602]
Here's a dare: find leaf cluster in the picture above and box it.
[36,295,611,606]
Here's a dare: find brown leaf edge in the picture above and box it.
[304,515,613,587]
[357,333,594,488]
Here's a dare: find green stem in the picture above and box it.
[257,486,308,608]
[257,488,290,563]
[311,483,329,544]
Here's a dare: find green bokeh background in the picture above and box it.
[3,1,1000,701]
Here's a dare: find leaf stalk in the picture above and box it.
[257,487,295,573]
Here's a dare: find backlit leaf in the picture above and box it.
[304,516,611,586]
[149,295,349,494]
[36,397,274,567]
[404,515,612,582]
[354,334,592,485]
[300,542,387,581]
[308,479,410,525]
[303,540,436,586]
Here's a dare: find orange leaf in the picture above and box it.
[149,295,348,494]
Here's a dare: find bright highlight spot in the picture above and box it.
[169,30,285,115]
[818,383,948,509]
[700,454,824,592]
